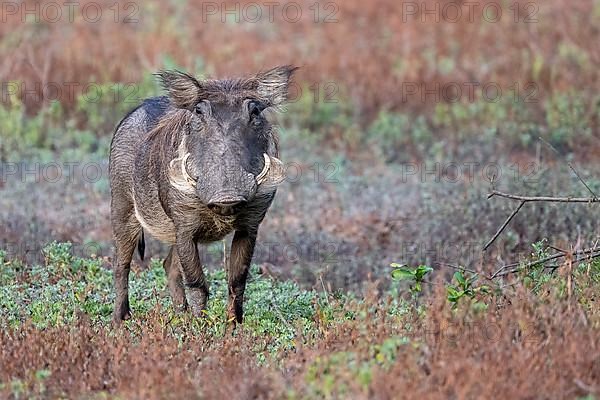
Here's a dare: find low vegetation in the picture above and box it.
[1,243,599,398]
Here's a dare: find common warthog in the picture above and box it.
[109,66,296,323]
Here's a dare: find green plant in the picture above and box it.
[367,111,411,162]
[545,92,593,149]
[390,264,433,296]
[0,90,49,161]
[0,243,336,354]
[446,271,490,309]
[521,239,553,292]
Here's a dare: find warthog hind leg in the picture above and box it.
[112,209,141,323]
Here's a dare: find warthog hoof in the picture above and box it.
[186,289,208,318]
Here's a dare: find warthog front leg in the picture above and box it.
[227,230,257,324]
[175,235,209,317]
[163,246,188,312]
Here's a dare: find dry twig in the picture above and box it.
[491,246,600,278]
[488,191,600,203]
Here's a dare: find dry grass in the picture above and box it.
[2,0,599,121]
[1,281,599,399]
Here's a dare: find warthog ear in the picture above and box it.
[155,70,202,110]
[253,65,298,108]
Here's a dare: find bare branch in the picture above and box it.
[484,188,597,251]
[482,141,599,276]
[435,262,480,276]
[539,136,598,199]
[488,190,600,203]
[483,200,525,250]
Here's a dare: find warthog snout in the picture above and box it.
[207,195,248,216]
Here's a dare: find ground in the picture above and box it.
[1,243,599,399]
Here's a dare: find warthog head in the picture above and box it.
[156,66,296,215]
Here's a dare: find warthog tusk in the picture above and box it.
[168,153,196,194]
[256,153,271,185]
[181,153,196,187]
[256,153,285,189]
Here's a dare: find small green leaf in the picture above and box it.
[391,267,415,281]
[414,265,433,281]
[453,271,466,286]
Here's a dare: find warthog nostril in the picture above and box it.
[208,199,246,208]
[207,197,247,215]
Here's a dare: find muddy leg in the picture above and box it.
[163,246,188,312]
[175,235,209,317]
[112,212,141,323]
[227,230,257,324]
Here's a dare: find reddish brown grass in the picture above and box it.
[2,286,599,399]
[2,0,599,121]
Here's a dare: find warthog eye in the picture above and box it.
[247,100,266,120]
[195,100,211,116]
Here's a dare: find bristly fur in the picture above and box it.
[155,70,202,109]
[249,65,299,109]
[156,65,299,110]
[145,108,192,159]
